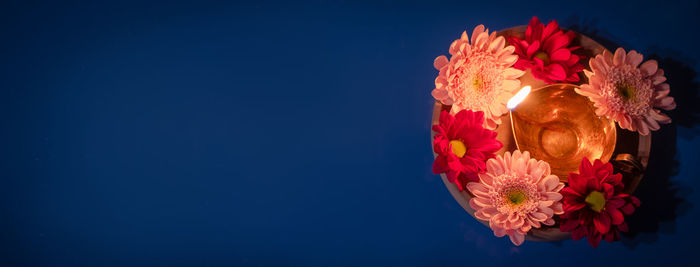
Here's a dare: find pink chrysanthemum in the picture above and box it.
[467,150,564,246]
[576,47,676,135]
[432,25,525,130]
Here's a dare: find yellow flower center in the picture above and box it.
[585,191,606,213]
[449,140,467,158]
[472,76,484,91]
[534,51,550,65]
[507,189,527,206]
[616,82,636,101]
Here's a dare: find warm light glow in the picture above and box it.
[507,86,532,110]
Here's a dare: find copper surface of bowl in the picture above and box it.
[510,84,617,181]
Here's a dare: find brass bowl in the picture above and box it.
[510,84,617,181]
[431,26,652,242]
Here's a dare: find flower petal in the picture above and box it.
[544,192,563,201]
[625,50,644,67]
[433,55,449,70]
[466,182,490,198]
[594,212,611,234]
[613,47,626,66]
[550,48,571,62]
[471,25,485,45]
[509,232,525,246]
[640,60,658,77]
[470,197,492,209]
[608,208,624,225]
[538,175,560,192]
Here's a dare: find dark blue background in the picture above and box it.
[2,0,699,265]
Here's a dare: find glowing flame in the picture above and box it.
[507,86,531,110]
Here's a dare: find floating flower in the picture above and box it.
[576,47,675,135]
[559,158,641,247]
[432,25,525,130]
[507,17,585,84]
[467,150,564,246]
[433,110,502,191]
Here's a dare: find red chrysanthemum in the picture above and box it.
[507,17,585,84]
[559,158,641,247]
[432,110,502,191]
